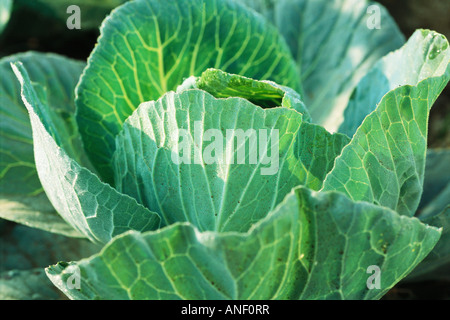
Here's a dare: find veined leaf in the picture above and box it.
[241,0,405,131]
[113,89,349,232]
[322,36,450,217]
[46,186,441,300]
[12,62,161,244]
[0,52,87,195]
[0,52,89,236]
[179,68,311,122]
[76,0,301,182]
[340,30,450,137]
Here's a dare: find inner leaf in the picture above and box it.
[113,89,349,232]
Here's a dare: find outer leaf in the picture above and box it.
[417,149,450,218]
[0,193,83,238]
[13,63,161,244]
[241,0,405,131]
[0,52,89,236]
[0,269,64,300]
[0,223,99,273]
[0,223,99,300]
[340,30,450,137]
[419,185,450,221]
[46,186,441,300]
[408,208,450,281]
[0,52,87,195]
[113,89,349,232]
[76,0,301,182]
[408,149,450,281]
[180,68,311,122]
[322,37,450,217]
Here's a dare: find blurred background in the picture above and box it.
[0,0,449,299]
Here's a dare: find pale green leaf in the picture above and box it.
[76,0,301,182]
[46,186,441,300]
[340,30,450,137]
[113,89,348,232]
[12,62,161,244]
[322,37,450,217]
[0,52,87,195]
[0,52,90,237]
[241,0,405,131]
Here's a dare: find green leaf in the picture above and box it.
[12,62,161,244]
[76,0,301,182]
[180,68,311,122]
[241,0,405,131]
[0,193,83,238]
[410,148,450,281]
[408,208,450,281]
[417,149,450,218]
[0,223,99,273]
[0,52,87,195]
[0,0,12,34]
[113,89,349,232]
[322,36,450,217]
[0,52,90,236]
[46,186,441,300]
[340,30,450,137]
[0,222,99,300]
[0,269,65,300]
[419,185,450,221]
